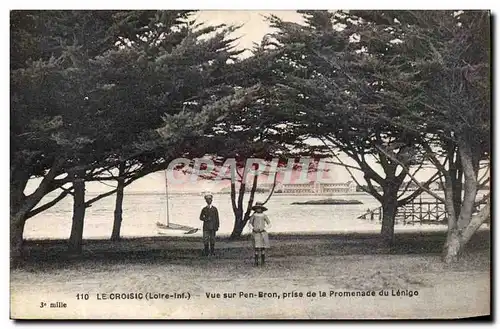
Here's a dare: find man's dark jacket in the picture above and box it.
[199,206,220,231]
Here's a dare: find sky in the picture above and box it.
[193,11,305,58]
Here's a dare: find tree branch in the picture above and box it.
[243,175,259,221]
[60,185,75,196]
[364,177,383,202]
[422,141,448,174]
[237,180,246,216]
[230,181,238,215]
[477,162,490,189]
[397,179,413,199]
[438,173,446,192]
[376,144,446,203]
[322,137,384,186]
[476,177,490,191]
[356,154,385,187]
[376,135,390,169]
[330,149,383,201]
[262,171,278,205]
[20,158,66,217]
[474,192,490,208]
[321,159,364,172]
[397,171,441,207]
[323,136,357,160]
[84,189,119,207]
[396,160,425,199]
[26,188,73,219]
[84,165,153,208]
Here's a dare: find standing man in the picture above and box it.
[199,194,219,256]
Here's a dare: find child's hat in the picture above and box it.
[251,202,268,211]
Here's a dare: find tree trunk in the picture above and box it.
[443,228,462,263]
[460,199,490,243]
[111,164,126,241]
[449,147,463,218]
[230,175,258,239]
[229,177,247,239]
[443,198,490,263]
[242,175,259,223]
[380,184,399,246]
[10,213,27,264]
[442,168,461,263]
[111,177,125,241]
[380,200,398,246]
[10,168,29,218]
[10,168,48,264]
[230,214,246,239]
[456,146,478,230]
[68,174,86,254]
[442,142,484,263]
[10,161,64,261]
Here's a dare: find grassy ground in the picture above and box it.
[11,230,491,319]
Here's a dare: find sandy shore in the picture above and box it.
[11,230,490,320]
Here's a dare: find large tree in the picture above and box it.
[364,10,491,263]
[10,10,244,257]
[82,12,244,242]
[257,11,438,245]
[178,45,330,238]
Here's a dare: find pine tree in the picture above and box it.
[259,10,438,246]
[10,10,244,257]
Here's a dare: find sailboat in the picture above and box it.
[156,170,199,235]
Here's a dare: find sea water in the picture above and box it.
[24,191,475,240]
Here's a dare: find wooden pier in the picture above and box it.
[358,196,489,226]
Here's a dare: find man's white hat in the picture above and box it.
[202,191,213,199]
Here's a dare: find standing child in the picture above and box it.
[248,202,271,266]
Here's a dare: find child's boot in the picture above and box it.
[254,254,259,266]
[261,254,265,265]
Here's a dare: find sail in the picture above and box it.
[156,170,199,234]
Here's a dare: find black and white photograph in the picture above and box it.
[9,8,491,320]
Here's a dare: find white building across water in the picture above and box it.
[260,181,357,194]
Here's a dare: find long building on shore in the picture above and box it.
[259,181,357,194]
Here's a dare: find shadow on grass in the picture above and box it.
[13,229,490,271]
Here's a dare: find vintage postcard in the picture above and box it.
[10,9,490,320]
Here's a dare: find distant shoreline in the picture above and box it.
[84,191,373,197]
[291,199,363,205]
